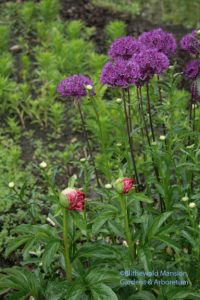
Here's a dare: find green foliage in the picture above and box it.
[105,20,127,41]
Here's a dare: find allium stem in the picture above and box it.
[77,101,101,187]
[63,209,72,282]
[137,88,165,212]
[120,195,135,261]
[127,88,133,134]
[146,83,155,141]
[122,89,139,187]
[157,75,167,140]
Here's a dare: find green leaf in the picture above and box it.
[90,283,118,300]
[127,291,156,300]
[42,240,60,272]
[85,268,120,286]
[71,211,87,235]
[138,247,152,272]
[92,211,115,234]
[167,287,200,300]
[153,235,180,252]
[45,280,68,300]
[75,244,120,261]
[130,193,153,203]
[5,236,31,258]
[148,212,172,238]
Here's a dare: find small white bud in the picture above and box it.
[183,247,188,254]
[198,224,200,229]
[159,135,166,141]
[189,202,196,208]
[39,161,47,169]
[116,98,122,104]
[181,195,189,202]
[104,183,112,189]
[8,182,15,188]
[151,142,157,146]
[85,85,93,90]
[116,142,122,147]
[80,158,86,162]
[71,137,77,143]
[186,144,194,149]
[122,240,128,247]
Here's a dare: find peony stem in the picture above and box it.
[122,89,139,187]
[63,209,72,282]
[120,195,135,261]
[77,101,101,187]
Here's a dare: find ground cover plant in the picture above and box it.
[0,0,200,299]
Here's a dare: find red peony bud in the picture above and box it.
[114,178,135,194]
[60,188,85,211]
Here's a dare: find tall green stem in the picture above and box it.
[63,209,72,282]
[77,101,101,187]
[122,89,140,187]
[146,83,155,141]
[120,195,135,261]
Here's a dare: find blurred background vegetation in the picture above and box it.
[92,0,200,28]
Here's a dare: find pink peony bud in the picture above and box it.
[114,178,135,194]
[60,188,85,211]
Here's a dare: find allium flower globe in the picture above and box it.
[57,75,94,98]
[180,31,200,55]
[108,36,144,60]
[100,58,141,88]
[132,49,169,86]
[139,28,177,57]
[184,59,200,80]
[60,188,85,211]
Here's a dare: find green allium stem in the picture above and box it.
[146,83,155,141]
[63,209,72,282]
[77,101,101,187]
[122,89,140,187]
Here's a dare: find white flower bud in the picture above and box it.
[8,182,15,188]
[181,195,189,202]
[104,183,112,189]
[116,142,122,147]
[39,161,47,169]
[189,202,196,208]
[116,98,122,104]
[80,158,86,162]
[85,85,93,90]
[151,142,157,146]
[159,135,166,141]
[123,240,128,247]
[186,144,194,149]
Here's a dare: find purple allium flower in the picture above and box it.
[57,75,94,98]
[100,58,141,88]
[139,28,177,57]
[184,59,200,80]
[132,49,169,86]
[180,31,200,55]
[191,81,200,103]
[108,36,144,60]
